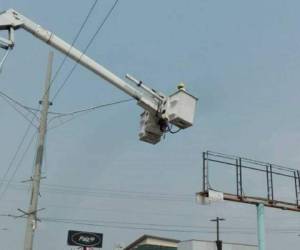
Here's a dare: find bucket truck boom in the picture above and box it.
[0,9,197,144]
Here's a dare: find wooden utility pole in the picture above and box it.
[24,51,53,250]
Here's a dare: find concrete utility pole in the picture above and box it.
[24,51,53,250]
[210,217,225,250]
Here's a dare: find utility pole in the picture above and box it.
[24,51,53,250]
[210,217,225,250]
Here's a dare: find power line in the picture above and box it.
[39,188,192,203]
[5,183,194,203]
[0,213,257,235]
[34,217,258,235]
[1,210,299,235]
[0,91,39,128]
[0,206,299,236]
[27,217,300,235]
[43,0,99,100]
[51,98,133,118]
[40,183,193,198]
[3,213,300,236]
[0,89,115,118]
[0,90,41,200]
[0,196,241,221]
[2,99,37,129]
[0,90,38,116]
[51,0,121,101]
[48,98,133,130]
[0,131,37,201]
[0,116,36,196]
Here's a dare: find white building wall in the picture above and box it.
[143,238,178,248]
[179,240,257,250]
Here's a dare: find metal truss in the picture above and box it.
[199,151,300,212]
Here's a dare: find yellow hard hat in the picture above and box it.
[177,82,186,90]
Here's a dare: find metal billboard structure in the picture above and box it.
[197,151,300,250]
[198,151,300,212]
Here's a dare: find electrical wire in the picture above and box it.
[40,183,193,198]
[0,130,37,201]
[48,98,133,130]
[166,124,181,134]
[1,98,37,129]
[0,90,38,116]
[39,189,192,203]
[2,213,300,236]
[31,217,257,235]
[42,0,100,101]
[1,179,196,205]
[0,91,41,199]
[7,183,194,203]
[0,115,36,195]
[51,98,133,118]
[1,196,299,236]
[0,195,250,220]
[0,213,256,235]
[0,91,39,128]
[51,0,121,101]
[37,217,300,236]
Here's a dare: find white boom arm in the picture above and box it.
[0,9,197,144]
[0,9,159,111]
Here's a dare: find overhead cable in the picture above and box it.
[48,98,133,130]
[0,119,35,195]
[51,0,120,101]
[0,90,39,128]
[0,130,37,201]
[44,0,100,99]
[51,98,133,118]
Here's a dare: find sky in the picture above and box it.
[0,0,300,249]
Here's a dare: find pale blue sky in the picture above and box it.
[0,0,300,249]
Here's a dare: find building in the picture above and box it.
[124,235,180,250]
[124,236,257,250]
[179,240,257,250]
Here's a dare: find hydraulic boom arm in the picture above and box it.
[0,9,197,144]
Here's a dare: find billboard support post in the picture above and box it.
[257,203,265,250]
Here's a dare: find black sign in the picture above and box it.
[67,230,103,248]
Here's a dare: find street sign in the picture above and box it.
[67,230,103,248]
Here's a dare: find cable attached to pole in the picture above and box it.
[0,49,10,73]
